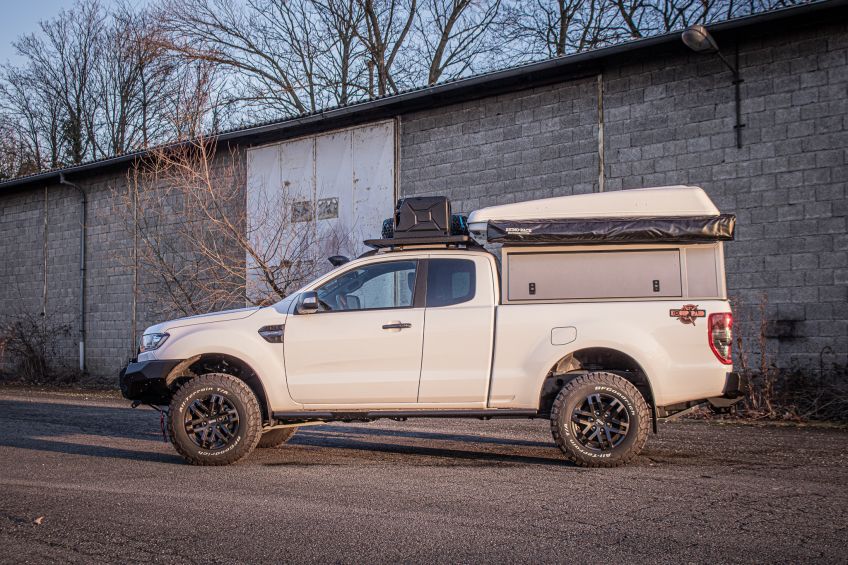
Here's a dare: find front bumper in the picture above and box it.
[119,359,182,404]
[721,371,747,399]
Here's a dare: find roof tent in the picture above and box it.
[467,186,735,245]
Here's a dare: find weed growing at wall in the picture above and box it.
[0,311,81,384]
[731,294,848,422]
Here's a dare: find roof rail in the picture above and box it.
[364,235,480,250]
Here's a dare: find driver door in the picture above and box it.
[283,259,425,406]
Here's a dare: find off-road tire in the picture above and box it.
[167,373,263,466]
[257,427,298,448]
[550,372,650,468]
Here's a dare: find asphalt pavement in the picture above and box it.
[0,389,846,564]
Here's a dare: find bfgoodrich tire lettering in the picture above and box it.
[167,373,263,466]
[257,427,298,448]
[550,372,650,468]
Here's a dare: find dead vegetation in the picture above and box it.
[0,311,81,385]
[116,133,353,320]
[728,294,848,422]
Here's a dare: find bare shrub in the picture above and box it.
[731,294,848,422]
[117,134,352,320]
[0,311,80,385]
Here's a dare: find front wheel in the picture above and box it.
[550,372,650,468]
[167,373,263,466]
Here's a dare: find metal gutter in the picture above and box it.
[1,0,844,192]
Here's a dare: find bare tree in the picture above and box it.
[119,132,351,317]
[0,118,40,179]
[92,3,181,155]
[501,0,622,61]
[159,0,369,117]
[355,0,417,96]
[13,0,105,164]
[0,0,229,169]
[315,0,370,105]
[417,0,502,84]
[0,66,58,169]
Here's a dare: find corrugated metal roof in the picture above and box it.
[0,0,843,191]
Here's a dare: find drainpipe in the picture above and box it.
[59,173,87,374]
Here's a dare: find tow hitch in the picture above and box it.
[130,401,170,443]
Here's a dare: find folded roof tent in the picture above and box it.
[466,186,735,245]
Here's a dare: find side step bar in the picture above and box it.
[272,409,539,423]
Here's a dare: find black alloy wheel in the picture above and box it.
[184,393,241,450]
[570,392,630,451]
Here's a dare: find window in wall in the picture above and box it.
[426,259,476,307]
[316,260,417,311]
[317,197,339,220]
[291,200,314,222]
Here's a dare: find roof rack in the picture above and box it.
[363,235,480,250]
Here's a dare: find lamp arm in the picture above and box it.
[714,50,738,78]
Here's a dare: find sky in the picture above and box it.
[0,1,153,65]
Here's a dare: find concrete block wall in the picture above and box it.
[400,19,848,369]
[0,149,248,380]
[45,185,87,365]
[601,19,847,369]
[399,78,600,214]
[0,184,86,375]
[0,189,46,319]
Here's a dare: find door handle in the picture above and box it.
[382,322,412,330]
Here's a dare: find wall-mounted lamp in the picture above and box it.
[682,25,744,148]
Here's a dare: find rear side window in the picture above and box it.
[426,259,476,307]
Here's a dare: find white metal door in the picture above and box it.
[245,121,396,301]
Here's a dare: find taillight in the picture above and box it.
[708,313,733,364]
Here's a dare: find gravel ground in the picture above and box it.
[0,389,846,564]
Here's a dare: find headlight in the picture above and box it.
[140,333,169,352]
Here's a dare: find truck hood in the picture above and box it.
[146,306,262,334]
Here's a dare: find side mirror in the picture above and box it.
[328,255,350,267]
[296,291,320,314]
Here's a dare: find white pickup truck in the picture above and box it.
[120,186,742,467]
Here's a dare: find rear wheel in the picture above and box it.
[167,373,263,466]
[550,372,649,468]
[257,427,298,448]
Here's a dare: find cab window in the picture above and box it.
[426,259,476,307]
[315,260,417,311]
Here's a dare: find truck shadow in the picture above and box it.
[285,427,572,467]
[317,424,554,449]
[0,398,182,464]
[0,397,566,467]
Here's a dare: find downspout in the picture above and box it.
[59,173,87,374]
[596,72,606,193]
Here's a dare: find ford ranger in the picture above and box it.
[120,186,743,467]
